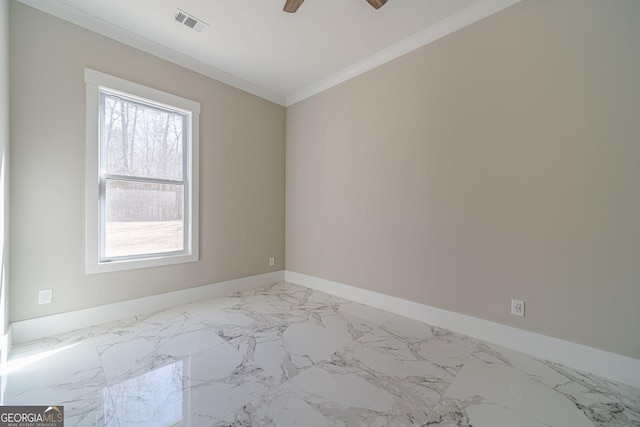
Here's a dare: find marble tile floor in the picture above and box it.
[1,281,638,426]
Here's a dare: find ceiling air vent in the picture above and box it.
[174,9,207,32]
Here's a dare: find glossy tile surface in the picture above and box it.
[2,281,638,426]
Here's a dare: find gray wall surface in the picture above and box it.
[9,0,640,360]
[285,0,640,358]
[10,1,285,321]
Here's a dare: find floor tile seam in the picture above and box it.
[315,352,412,382]
[619,385,640,403]
[400,335,480,361]
[203,365,289,423]
[611,378,640,403]
[94,308,233,346]
[350,325,481,374]
[471,341,559,377]
[89,317,155,345]
[520,351,626,398]
[284,360,443,426]
[92,322,148,386]
[282,304,374,376]
[97,337,231,387]
[466,342,536,379]
[430,340,483,406]
[89,332,122,427]
[10,326,96,357]
[330,305,397,328]
[466,343,627,411]
[311,342,462,402]
[218,374,306,423]
[187,304,247,327]
[376,313,400,329]
[306,303,480,380]
[364,314,482,353]
[473,340,628,396]
[348,331,445,366]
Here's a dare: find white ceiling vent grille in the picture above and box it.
[174,9,207,32]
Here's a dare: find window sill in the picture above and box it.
[86,252,198,274]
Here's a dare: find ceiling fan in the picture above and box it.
[284,0,388,13]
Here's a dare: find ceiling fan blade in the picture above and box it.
[365,0,388,9]
[284,0,304,13]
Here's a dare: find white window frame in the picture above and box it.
[85,68,199,274]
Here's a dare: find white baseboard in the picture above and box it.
[11,270,285,345]
[285,270,640,389]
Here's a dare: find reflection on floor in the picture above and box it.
[2,282,638,426]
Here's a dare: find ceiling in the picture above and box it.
[17,0,521,106]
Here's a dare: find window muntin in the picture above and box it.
[85,68,199,274]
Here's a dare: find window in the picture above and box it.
[85,69,199,273]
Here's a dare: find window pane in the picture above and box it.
[104,180,184,258]
[103,93,184,181]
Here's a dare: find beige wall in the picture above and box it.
[286,0,640,358]
[9,0,640,359]
[9,2,285,321]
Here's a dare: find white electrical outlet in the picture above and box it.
[269,257,275,267]
[39,289,53,305]
[511,299,524,317]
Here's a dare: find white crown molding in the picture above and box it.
[285,0,523,106]
[16,0,523,108]
[285,270,640,389]
[11,270,284,344]
[14,0,286,106]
